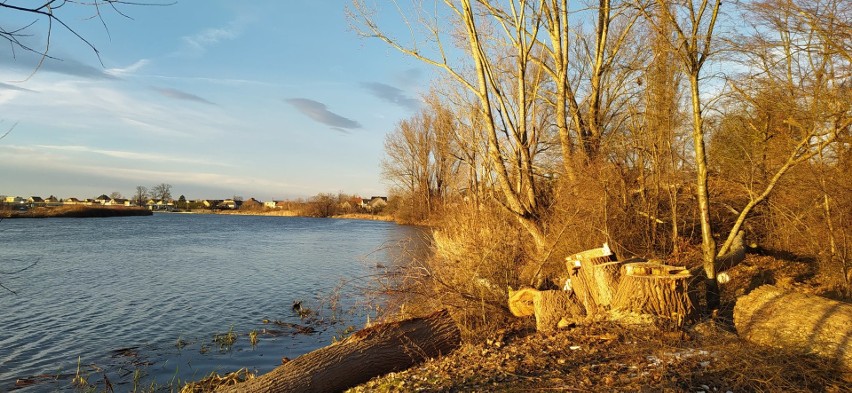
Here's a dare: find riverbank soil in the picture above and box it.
[348,253,851,392]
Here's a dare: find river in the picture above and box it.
[0,213,427,391]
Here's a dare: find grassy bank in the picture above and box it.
[1,205,153,218]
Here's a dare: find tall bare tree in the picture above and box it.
[638,0,724,308]
[352,0,552,269]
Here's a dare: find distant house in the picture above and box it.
[366,196,388,212]
[263,200,278,209]
[44,195,61,207]
[202,199,223,209]
[145,199,175,211]
[28,196,45,207]
[241,198,263,210]
[4,196,25,205]
[63,198,83,205]
[107,198,131,207]
[217,199,239,210]
[95,195,111,205]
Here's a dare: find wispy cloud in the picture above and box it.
[361,82,420,110]
[179,20,243,56]
[285,98,361,130]
[153,87,216,105]
[34,144,230,166]
[0,81,35,92]
[0,53,117,80]
[106,59,150,77]
[395,68,424,87]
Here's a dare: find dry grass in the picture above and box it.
[378,201,524,339]
[0,205,152,218]
[179,368,255,393]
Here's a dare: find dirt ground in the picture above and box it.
[347,253,852,392]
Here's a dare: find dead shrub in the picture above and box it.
[377,199,528,339]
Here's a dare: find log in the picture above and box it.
[217,310,461,393]
[734,285,852,370]
[611,262,696,327]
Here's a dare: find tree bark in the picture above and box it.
[611,262,697,327]
[566,244,619,313]
[533,290,586,332]
[734,285,852,370]
[217,310,461,393]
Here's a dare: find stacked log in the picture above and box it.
[734,285,852,370]
[610,262,697,327]
[217,310,461,393]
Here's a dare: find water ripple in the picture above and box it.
[0,215,425,391]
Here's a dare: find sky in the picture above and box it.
[0,0,432,201]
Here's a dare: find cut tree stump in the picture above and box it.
[566,243,620,313]
[216,309,461,393]
[508,288,585,332]
[734,285,852,370]
[611,262,696,327]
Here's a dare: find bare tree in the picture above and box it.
[716,0,849,256]
[1,1,172,78]
[150,183,172,202]
[352,0,551,265]
[133,185,148,206]
[638,0,724,308]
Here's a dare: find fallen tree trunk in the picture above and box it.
[217,310,461,393]
[734,285,852,370]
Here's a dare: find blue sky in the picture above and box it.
[0,1,430,200]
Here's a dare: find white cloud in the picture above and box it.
[0,73,234,139]
[106,59,151,77]
[33,145,231,167]
[179,21,242,56]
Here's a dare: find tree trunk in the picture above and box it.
[566,244,619,313]
[734,285,852,370]
[217,310,461,393]
[611,262,697,328]
[533,290,586,333]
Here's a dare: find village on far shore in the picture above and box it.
[1,194,389,216]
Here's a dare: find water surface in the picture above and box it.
[0,213,426,391]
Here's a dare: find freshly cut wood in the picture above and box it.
[217,310,461,393]
[611,262,696,327]
[734,285,852,370]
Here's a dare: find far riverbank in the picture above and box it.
[0,205,152,218]
[164,209,396,222]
